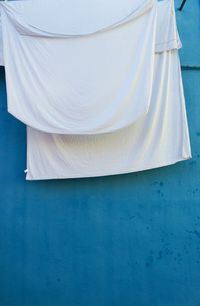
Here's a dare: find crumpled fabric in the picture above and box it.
[25,0,191,180]
[0,0,157,134]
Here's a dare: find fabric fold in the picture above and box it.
[0,0,155,37]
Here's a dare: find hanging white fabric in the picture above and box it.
[25,0,191,180]
[0,0,157,135]
[0,0,181,65]
[155,0,182,52]
[0,0,191,180]
[0,16,3,66]
[1,0,155,37]
[26,50,191,180]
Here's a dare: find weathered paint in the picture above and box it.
[0,1,200,306]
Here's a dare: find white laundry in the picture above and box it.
[26,50,191,180]
[25,0,191,180]
[0,0,180,65]
[155,0,182,52]
[0,16,3,66]
[0,0,191,180]
[0,0,157,134]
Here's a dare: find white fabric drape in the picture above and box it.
[1,0,155,37]
[26,49,191,180]
[0,0,157,135]
[0,16,3,66]
[155,0,182,52]
[0,0,191,180]
[25,0,191,180]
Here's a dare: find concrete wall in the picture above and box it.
[0,1,200,305]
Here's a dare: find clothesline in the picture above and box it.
[179,0,187,10]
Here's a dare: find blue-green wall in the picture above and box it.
[0,1,200,305]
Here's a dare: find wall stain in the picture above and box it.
[189,160,197,165]
[186,229,200,240]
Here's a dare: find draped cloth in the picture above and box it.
[0,0,191,180]
[26,49,191,180]
[26,0,191,180]
[0,16,3,66]
[0,0,157,134]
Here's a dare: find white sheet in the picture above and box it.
[1,0,155,37]
[0,0,191,180]
[0,0,157,134]
[0,0,181,65]
[26,49,191,180]
[25,0,191,180]
[0,16,3,66]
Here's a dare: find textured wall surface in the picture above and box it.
[0,1,200,306]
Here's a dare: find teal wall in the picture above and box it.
[0,1,200,305]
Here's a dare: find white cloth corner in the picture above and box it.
[155,0,182,52]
